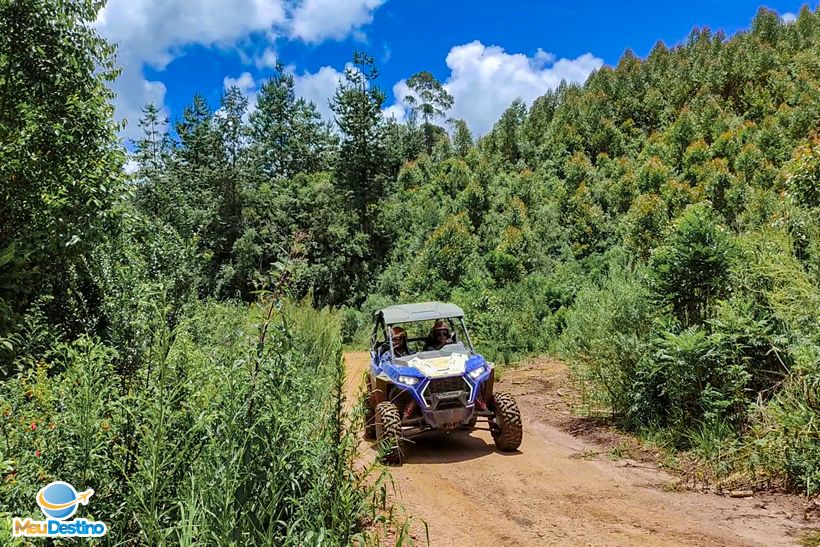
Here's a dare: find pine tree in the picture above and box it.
[249,65,336,181]
[452,119,474,157]
[330,52,393,302]
[133,103,171,174]
[331,52,389,225]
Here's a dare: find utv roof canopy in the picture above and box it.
[377,301,465,324]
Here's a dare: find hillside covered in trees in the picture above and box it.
[2,1,820,542]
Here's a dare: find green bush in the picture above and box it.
[639,326,750,437]
[557,266,655,419]
[783,137,820,209]
[0,300,380,545]
[340,306,366,346]
[751,343,820,495]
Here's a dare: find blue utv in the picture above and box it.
[363,302,523,464]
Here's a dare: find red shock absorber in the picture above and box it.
[403,400,418,420]
[475,395,487,411]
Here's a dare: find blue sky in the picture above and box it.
[94,0,809,143]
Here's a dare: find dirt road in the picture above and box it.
[344,352,813,546]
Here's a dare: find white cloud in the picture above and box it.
[380,79,411,123]
[781,12,797,23]
[95,0,385,140]
[292,65,346,122]
[289,0,385,43]
[224,72,257,95]
[96,1,287,71]
[124,158,140,175]
[96,0,286,140]
[255,47,278,69]
[441,41,603,135]
[382,103,406,123]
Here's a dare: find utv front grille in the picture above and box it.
[423,376,470,409]
[428,376,467,394]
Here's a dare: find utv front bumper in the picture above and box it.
[422,406,475,429]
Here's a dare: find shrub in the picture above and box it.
[783,137,820,209]
[648,203,735,328]
[557,266,655,418]
[751,343,820,495]
[409,212,480,291]
[621,193,669,258]
[639,326,750,437]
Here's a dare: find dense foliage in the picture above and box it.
[1,300,383,545]
[3,2,820,540]
[0,2,383,544]
[0,0,125,346]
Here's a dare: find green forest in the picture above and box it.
[2,0,820,544]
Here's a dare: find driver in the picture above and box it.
[389,326,413,357]
[424,320,453,351]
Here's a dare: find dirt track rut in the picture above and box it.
[344,351,812,546]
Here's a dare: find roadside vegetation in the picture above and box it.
[2,1,820,543]
[0,1,385,544]
[0,298,389,544]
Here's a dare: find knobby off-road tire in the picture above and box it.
[491,391,523,451]
[375,401,403,465]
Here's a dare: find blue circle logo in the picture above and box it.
[36,481,93,520]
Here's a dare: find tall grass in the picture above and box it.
[0,298,385,544]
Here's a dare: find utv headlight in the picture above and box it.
[398,375,419,386]
[468,366,486,379]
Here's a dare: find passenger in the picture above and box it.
[390,326,413,357]
[424,320,453,351]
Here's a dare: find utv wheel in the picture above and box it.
[375,401,403,465]
[491,391,522,451]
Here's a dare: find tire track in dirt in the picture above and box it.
[344,352,812,546]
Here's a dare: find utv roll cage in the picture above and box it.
[371,302,476,357]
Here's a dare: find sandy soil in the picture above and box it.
[344,352,817,546]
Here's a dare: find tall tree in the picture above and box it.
[405,71,454,154]
[249,65,336,181]
[211,86,249,290]
[175,94,217,169]
[330,52,392,302]
[133,103,171,175]
[451,119,474,158]
[0,0,125,334]
[484,98,527,165]
[331,52,389,225]
[138,94,219,239]
[218,86,248,171]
